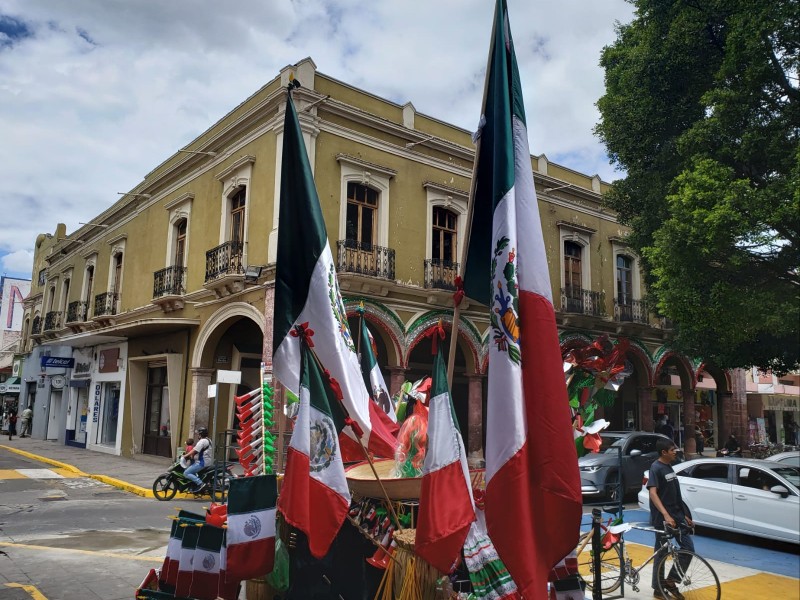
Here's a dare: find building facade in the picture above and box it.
[18,58,748,462]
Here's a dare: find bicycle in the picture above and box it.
[576,509,720,599]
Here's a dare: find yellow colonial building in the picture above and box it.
[17,58,745,462]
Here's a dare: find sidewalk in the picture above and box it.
[0,436,172,497]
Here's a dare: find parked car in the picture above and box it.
[579,431,683,501]
[637,457,800,544]
[766,450,800,467]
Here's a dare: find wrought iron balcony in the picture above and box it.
[94,292,119,317]
[66,300,89,323]
[424,259,459,291]
[560,287,605,317]
[205,241,244,282]
[154,265,187,298]
[43,311,63,331]
[614,298,649,324]
[336,240,395,280]
[31,315,42,335]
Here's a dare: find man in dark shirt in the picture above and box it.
[647,438,694,599]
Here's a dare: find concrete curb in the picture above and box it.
[0,444,86,475]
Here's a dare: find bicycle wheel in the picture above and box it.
[152,475,178,501]
[577,539,624,594]
[656,550,720,600]
[210,470,231,503]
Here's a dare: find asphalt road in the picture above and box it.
[0,451,210,600]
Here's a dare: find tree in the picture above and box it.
[595,0,800,373]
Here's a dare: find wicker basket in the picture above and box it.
[345,459,422,500]
[392,528,442,600]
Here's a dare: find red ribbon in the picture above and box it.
[453,276,465,307]
[425,322,446,355]
[323,369,344,401]
[345,416,364,438]
[290,322,315,347]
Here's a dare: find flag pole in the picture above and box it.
[446,3,498,389]
[305,341,404,531]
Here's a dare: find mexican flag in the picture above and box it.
[189,524,225,600]
[224,474,278,582]
[161,510,205,590]
[278,339,351,559]
[272,91,396,459]
[415,339,475,573]
[461,0,582,596]
[359,316,397,423]
[174,523,200,598]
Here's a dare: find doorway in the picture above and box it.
[46,390,62,440]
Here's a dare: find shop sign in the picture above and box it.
[73,348,93,378]
[41,356,75,369]
[92,384,101,423]
[98,348,120,373]
[763,395,800,412]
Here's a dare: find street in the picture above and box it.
[0,450,205,600]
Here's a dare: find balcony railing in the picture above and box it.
[560,287,605,317]
[43,311,63,331]
[614,298,649,324]
[94,292,119,317]
[336,240,395,280]
[66,300,89,323]
[424,259,459,291]
[154,265,187,298]
[205,241,244,282]
[31,315,42,335]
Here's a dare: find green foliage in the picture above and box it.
[596,0,800,373]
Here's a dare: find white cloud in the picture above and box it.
[1,249,34,277]
[0,0,633,278]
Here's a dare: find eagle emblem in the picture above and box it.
[310,416,337,473]
[328,264,356,353]
[490,236,521,365]
[243,515,262,538]
[202,552,216,571]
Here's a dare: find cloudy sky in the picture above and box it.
[0,0,634,280]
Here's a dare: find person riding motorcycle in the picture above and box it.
[183,427,212,492]
[717,434,742,457]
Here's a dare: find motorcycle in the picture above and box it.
[152,461,233,502]
[716,448,742,458]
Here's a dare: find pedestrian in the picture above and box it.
[183,427,211,492]
[20,406,33,437]
[7,410,17,441]
[660,417,675,442]
[648,437,694,599]
[694,424,704,455]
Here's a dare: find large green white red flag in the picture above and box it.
[415,335,475,573]
[272,90,396,459]
[189,524,225,600]
[461,0,582,596]
[278,338,351,558]
[224,474,278,582]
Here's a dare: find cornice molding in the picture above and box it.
[423,181,469,198]
[335,154,397,179]
[164,192,195,211]
[556,220,597,235]
[215,155,256,181]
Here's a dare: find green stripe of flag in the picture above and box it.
[301,345,347,434]
[273,93,330,352]
[463,0,520,307]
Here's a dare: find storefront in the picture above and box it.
[87,343,128,455]
[653,386,684,443]
[65,347,93,448]
[748,393,800,445]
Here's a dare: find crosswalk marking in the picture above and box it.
[0,468,79,480]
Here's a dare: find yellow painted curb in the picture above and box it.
[88,474,155,498]
[5,582,49,600]
[0,445,85,475]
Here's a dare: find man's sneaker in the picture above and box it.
[653,590,668,599]
[664,579,685,600]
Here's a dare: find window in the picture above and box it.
[84,265,94,316]
[432,207,457,264]
[174,219,187,266]
[112,254,123,296]
[37,269,46,287]
[688,463,730,483]
[564,241,582,298]
[61,279,70,312]
[229,187,246,244]
[346,182,377,250]
[737,467,782,491]
[617,255,633,305]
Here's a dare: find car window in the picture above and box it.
[776,455,800,468]
[639,436,658,454]
[686,463,729,483]
[769,465,800,490]
[737,466,785,491]
[600,435,626,454]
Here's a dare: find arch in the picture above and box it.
[343,298,403,367]
[696,362,732,395]
[405,311,482,374]
[625,340,655,387]
[653,348,695,390]
[191,302,266,368]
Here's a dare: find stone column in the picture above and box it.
[467,374,485,464]
[189,368,215,435]
[639,387,654,432]
[387,366,408,397]
[682,387,696,455]
[729,367,748,443]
